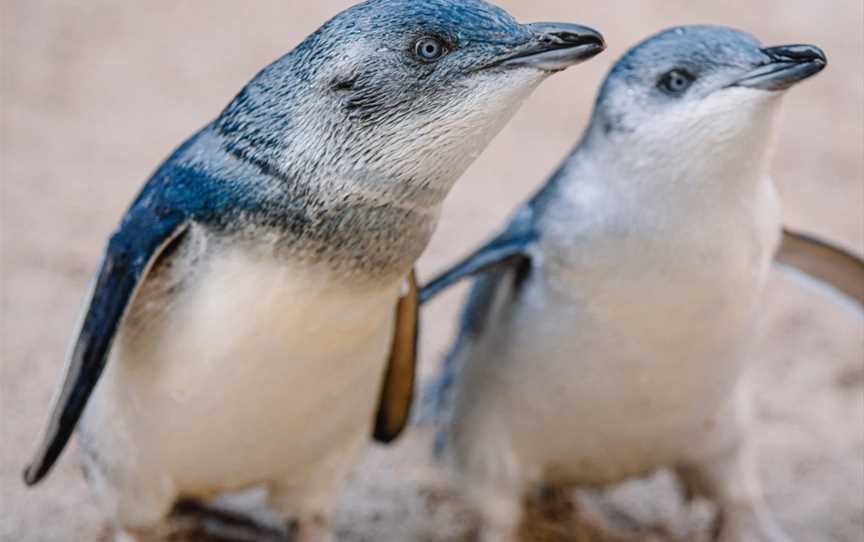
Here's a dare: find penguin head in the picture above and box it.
[218,0,604,192]
[586,25,825,174]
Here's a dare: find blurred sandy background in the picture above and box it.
[1,1,862,541]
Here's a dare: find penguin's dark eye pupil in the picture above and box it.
[415,37,447,62]
[659,70,694,95]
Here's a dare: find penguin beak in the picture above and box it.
[492,23,606,72]
[733,44,827,91]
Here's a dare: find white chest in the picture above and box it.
[91,238,401,492]
[459,175,782,482]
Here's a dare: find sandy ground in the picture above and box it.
[1,1,862,541]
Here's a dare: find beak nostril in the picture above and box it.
[489,23,605,72]
[527,23,606,51]
[735,43,827,90]
[762,44,827,65]
[555,32,606,49]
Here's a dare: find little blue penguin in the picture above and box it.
[420,25,862,542]
[22,1,605,540]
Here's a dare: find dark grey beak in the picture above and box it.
[734,44,827,91]
[497,23,605,72]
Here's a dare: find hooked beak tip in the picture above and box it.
[762,44,827,66]
[734,43,827,91]
[494,23,606,72]
[529,22,606,51]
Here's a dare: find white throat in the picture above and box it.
[586,88,784,204]
[540,88,785,316]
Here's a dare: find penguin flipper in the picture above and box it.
[419,206,537,305]
[775,228,864,309]
[24,203,189,486]
[374,270,420,443]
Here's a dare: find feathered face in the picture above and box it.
[219,0,604,195]
[588,26,825,175]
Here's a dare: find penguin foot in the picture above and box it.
[288,516,335,542]
[171,499,289,541]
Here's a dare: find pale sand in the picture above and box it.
[2,1,862,540]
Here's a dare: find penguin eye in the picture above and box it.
[658,69,695,95]
[414,37,448,62]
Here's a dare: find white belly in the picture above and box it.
[516,279,750,477]
[82,239,400,502]
[449,225,779,487]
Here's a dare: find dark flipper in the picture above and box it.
[416,265,526,434]
[775,228,864,308]
[24,205,188,486]
[414,207,537,434]
[374,270,420,443]
[416,213,537,447]
[420,206,537,305]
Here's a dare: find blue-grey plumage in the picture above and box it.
[418,26,856,542]
[24,1,605,539]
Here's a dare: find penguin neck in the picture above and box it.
[573,109,780,210]
[216,76,453,218]
[208,122,445,283]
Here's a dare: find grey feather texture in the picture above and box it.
[418,25,833,541]
[24,1,606,537]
